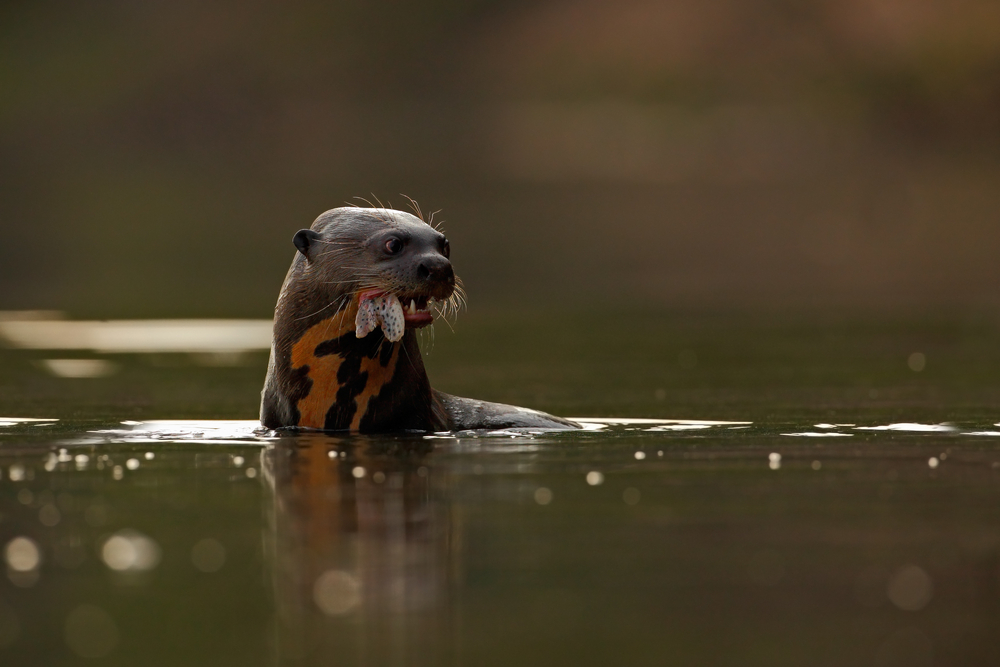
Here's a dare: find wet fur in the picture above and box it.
[261,206,578,433]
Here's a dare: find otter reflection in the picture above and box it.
[263,434,459,666]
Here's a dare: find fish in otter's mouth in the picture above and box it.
[355,289,435,342]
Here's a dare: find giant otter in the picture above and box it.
[260,206,579,432]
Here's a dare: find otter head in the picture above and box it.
[290,207,459,334]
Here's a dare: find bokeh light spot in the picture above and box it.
[39,504,61,527]
[887,565,933,611]
[191,538,226,573]
[101,531,161,572]
[313,570,362,615]
[534,487,553,505]
[4,537,41,572]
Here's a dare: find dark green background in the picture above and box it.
[2,0,999,318]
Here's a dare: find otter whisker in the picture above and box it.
[352,197,390,224]
[324,266,381,273]
[433,306,456,333]
[401,194,425,222]
[293,293,352,322]
[315,248,358,257]
[313,241,357,246]
[320,271,384,281]
[319,300,348,339]
[367,195,393,224]
[374,331,390,359]
[321,272,382,281]
[416,323,436,354]
[397,329,424,376]
[316,245,360,252]
[429,210,445,232]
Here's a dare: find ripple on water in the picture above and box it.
[4,417,992,450]
[855,423,957,433]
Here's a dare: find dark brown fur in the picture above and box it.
[260,206,578,433]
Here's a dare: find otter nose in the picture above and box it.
[417,256,455,286]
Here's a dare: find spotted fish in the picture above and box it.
[355,293,405,342]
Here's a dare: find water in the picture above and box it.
[1,312,1000,666]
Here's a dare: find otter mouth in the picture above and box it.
[355,289,434,342]
[397,295,434,327]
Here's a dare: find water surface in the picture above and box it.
[1,313,999,666]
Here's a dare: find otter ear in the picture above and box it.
[293,229,321,259]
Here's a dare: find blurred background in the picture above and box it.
[2,0,999,318]
[4,8,1000,665]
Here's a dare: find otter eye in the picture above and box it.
[441,239,450,258]
[384,237,404,255]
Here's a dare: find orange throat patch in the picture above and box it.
[289,303,402,430]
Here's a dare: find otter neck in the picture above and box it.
[278,299,439,432]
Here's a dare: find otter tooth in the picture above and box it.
[409,299,416,314]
